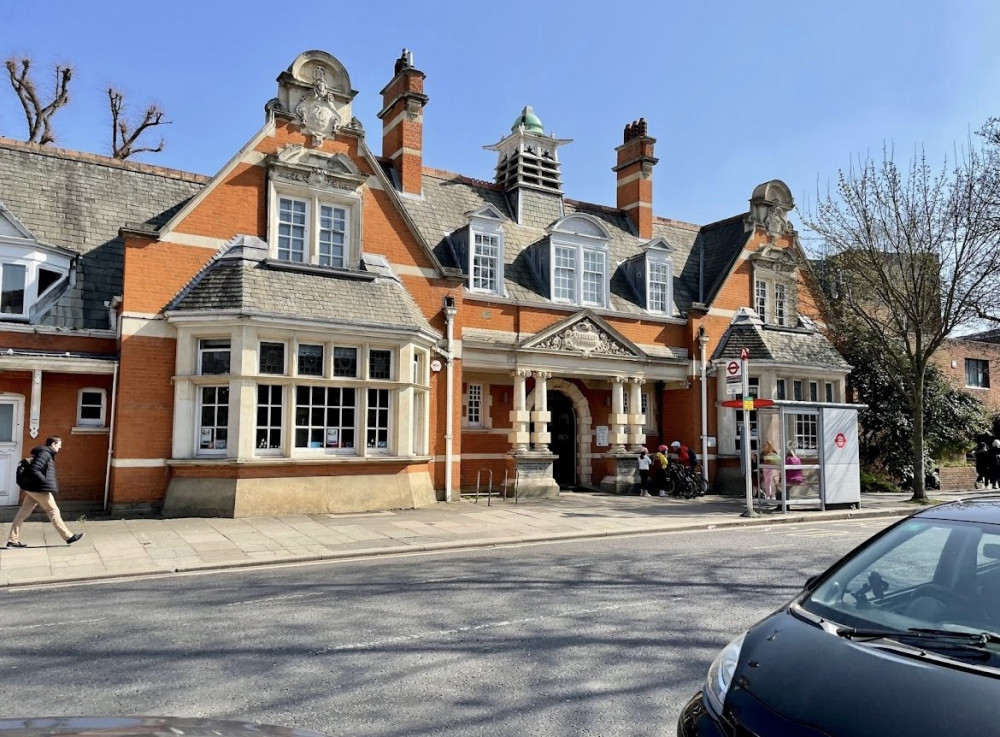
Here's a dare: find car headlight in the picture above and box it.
[704,632,746,714]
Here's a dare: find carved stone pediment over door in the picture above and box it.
[521,311,645,359]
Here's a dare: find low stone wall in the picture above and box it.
[939,465,978,491]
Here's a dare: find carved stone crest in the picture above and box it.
[295,77,341,145]
[535,320,632,357]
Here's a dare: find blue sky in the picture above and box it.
[3,0,1000,228]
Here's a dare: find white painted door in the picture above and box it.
[0,396,24,505]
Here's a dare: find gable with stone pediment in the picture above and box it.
[522,313,644,359]
[270,145,367,192]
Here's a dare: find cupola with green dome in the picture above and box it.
[485,105,572,210]
[511,105,545,134]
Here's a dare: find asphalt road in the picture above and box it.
[0,516,902,736]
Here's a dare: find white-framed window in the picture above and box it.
[623,391,656,433]
[198,385,229,455]
[259,341,286,375]
[776,379,786,400]
[582,250,605,305]
[0,205,75,323]
[825,382,835,402]
[775,283,788,326]
[648,261,670,313]
[472,233,500,293]
[755,280,768,321]
[366,388,391,452]
[809,381,818,402]
[198,339,231,375]
[792,412,819,451]
[735,378,760,454]
[553,245,576,301]
[255,385,283,455]
[547,215,610,308]
[277,197,307,262]
[295,386,356,452]
[270,186,360,268]
[76,388,107,427]
[318,204,347,267]
[467,383,483,428]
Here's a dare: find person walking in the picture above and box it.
[975,440,991,489]
[989,440,1000,491]
[5,436,85,548]
[637,447,652,496]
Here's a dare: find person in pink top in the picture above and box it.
[760,441,780,499]
[785,442,804,485]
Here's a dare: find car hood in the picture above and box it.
[0,717,329,737]
[729,611,1000,737]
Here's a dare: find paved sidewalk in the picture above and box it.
[0,490,989,588]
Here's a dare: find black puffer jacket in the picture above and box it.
[25,444,58,494]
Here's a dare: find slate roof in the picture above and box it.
[168,251,433,333]
[712,322,851,371]
[399,170,711,316]
[0,139,206,330]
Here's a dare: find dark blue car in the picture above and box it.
[679,498,1000,737]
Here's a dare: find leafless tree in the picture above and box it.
[108,87,169,159]
[3,56,72,144]
[806,143,1000,501]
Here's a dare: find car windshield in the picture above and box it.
[801,516,1000,664]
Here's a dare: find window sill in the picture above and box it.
[170,455,433,467]
[71,426,109,435]
[965,385,991,391]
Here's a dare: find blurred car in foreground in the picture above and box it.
[0,717,330,737]
[679,498,1000,737]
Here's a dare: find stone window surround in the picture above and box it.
[173,323,431,462]
[267,180,363,269]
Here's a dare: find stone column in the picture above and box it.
[610,375,628,453]
[530,371,552,451]
[507,369,531,453]
[628,377,646,451]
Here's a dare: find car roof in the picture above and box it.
[911,497,1000,524]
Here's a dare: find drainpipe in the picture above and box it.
[103,360,119,513]
[442,295,458,502]
[103,295,123,513]
[698,325,710,485]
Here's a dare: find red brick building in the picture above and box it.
[0,50,853,517]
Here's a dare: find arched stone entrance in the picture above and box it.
[526,378,593,486]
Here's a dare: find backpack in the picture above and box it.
[15,457,32,489]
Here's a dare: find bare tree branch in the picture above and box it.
[3,56,71,144]
[805,140,1000,502]
[108,87,169,159]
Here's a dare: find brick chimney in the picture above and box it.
[378,49,428,195]
[613,118,658,239]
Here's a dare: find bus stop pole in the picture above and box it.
[741,354,757,518]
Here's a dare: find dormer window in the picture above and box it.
[274,194,355,267]
[0,204,74,323]
[749,244,799,327]
[546,215,610,308]
[623,238,673,315]
[267,147,366,270]
[462,205,506,297]
[472,233,500,292]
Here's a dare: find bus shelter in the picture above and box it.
[754,402,862,512]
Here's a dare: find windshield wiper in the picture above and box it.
[838,626,1000,648]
